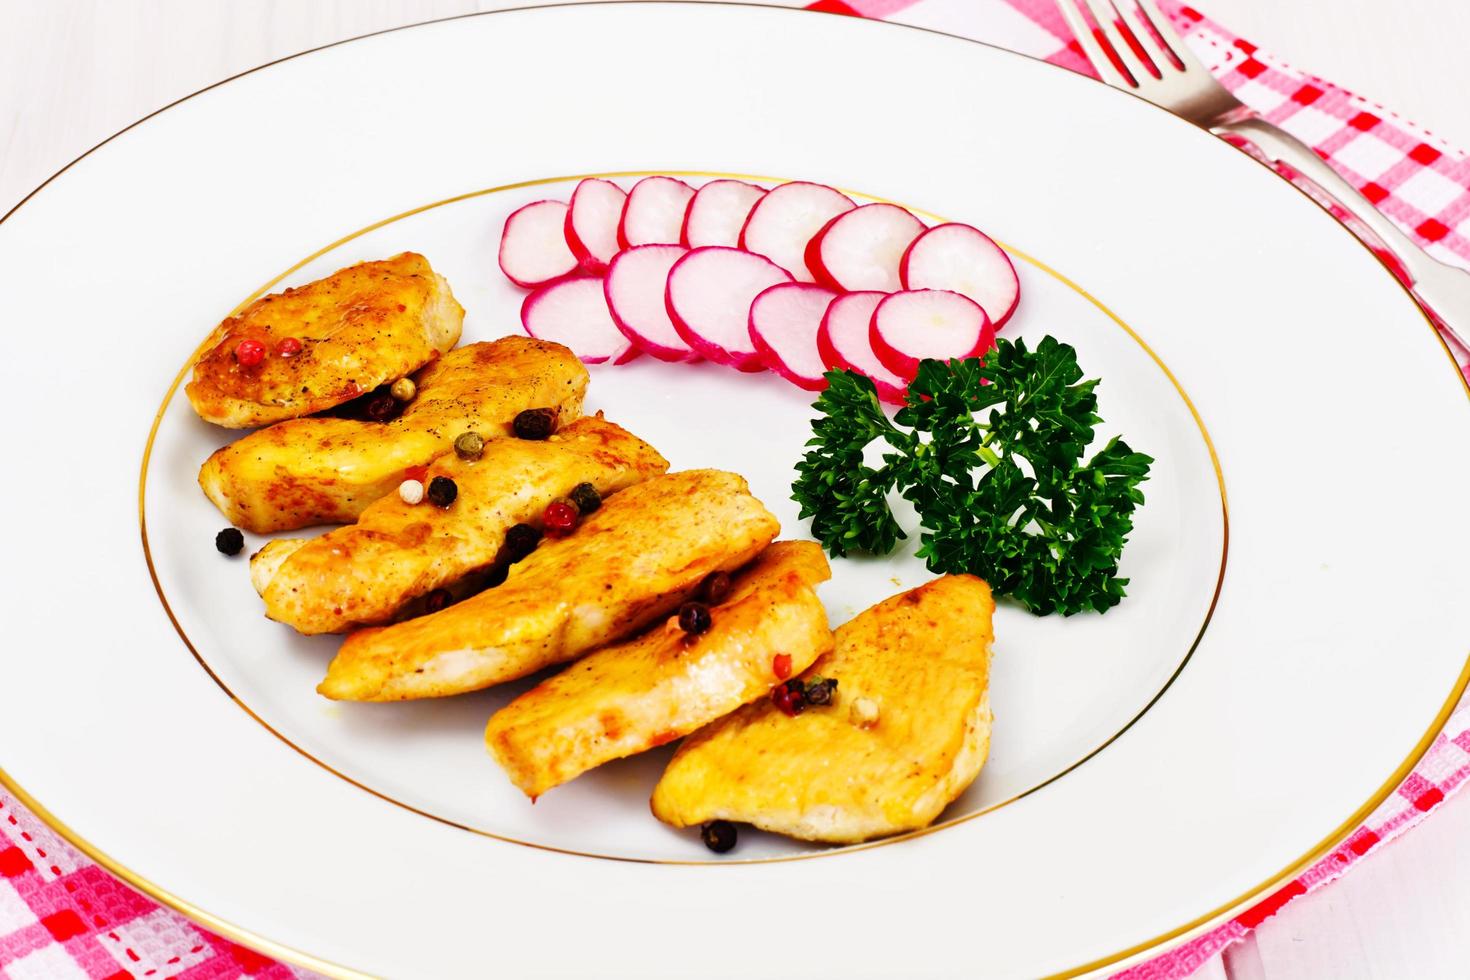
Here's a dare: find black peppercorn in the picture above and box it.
[700,571,732,604]
[512,407,556,440]
[215,527,244,556]
[678,601,712,635]
[426,476,458,508]
[504,523,542,562]
[364,389,399,422]
[568,482,601,515]
[804,677,837,706]
[701,820,737,854]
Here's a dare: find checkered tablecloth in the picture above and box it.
[4,2,1469,978]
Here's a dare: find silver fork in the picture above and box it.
[1056,0,1470,349]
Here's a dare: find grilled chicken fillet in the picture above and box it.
[186,252,463,428]
[318,470,780,701]
[199,336,588,533]
[485,541,832,798]
[651,575,994,844]
[250,416,668,634]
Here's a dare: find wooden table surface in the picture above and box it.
[4,2,1468,977]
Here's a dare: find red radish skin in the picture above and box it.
[681,179,766,248]
[618,176,696,249]
[738,181,855,282]
[817,291,908,404]
[499,200,581,289]
[665,246,792,371]
[604,245,698,362]
[749,283,839,391]
[565,178,627,273]
[521,276,639,365]
[869,289,994,380]
[806,203,926,292]
[900,223,1020,328]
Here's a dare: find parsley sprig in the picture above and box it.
[792,336,1153,616]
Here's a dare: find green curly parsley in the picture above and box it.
[792,336,1153,616]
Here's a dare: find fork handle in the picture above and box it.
[1216,115,1470,349]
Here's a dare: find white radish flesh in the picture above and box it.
[817,291,908,404]
[499,200,580,288]
[739,181,855,282]
[869,289,994,380]
[900,223,1020,328]
[681,179,766,248]
[604,245,697,362]
[521,276,638,365]
[618,176,696,249]
[807,203,925,292]
[749,283,839,391]
[666,246,792,370]
[564,178,627,272]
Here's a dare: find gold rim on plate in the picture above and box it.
[1,4,1466,978]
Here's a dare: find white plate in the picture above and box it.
[0,3,1466,977]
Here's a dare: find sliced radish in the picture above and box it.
[498,200,580,289]
[817,291,908,404]
[681,179,766,248]
[806,203,925,292]
[604,245,698,362]
[869,289,994,380]
[617,176,696,249]
[521,276,638,365]
[749,283,839,391]
[665,246,792,371]
[900,223,1020,328]
[564,178,627,272]
[738,181,855,282]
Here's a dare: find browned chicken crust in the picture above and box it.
[485,541,833,798]
[318,470,780,702]
[250,416,668,634]
[651,575,994,844]
[186,252,463,428]
[199,336,588,533]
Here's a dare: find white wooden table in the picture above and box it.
[4,2,1468,977]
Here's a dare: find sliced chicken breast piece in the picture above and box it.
[485,541,832,798]
[187,252,463,428]
[199,336,588,533]
[651,575,994,844]
[318,470,780,701]
[251,416,668,634]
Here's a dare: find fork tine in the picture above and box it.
[1053,0,1131,88]
[1131,0,1209,74]
[1114,1,1179,71]
[1079,0,1155,85]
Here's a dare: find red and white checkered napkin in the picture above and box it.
[0,794,305,980]
[5,2,1469,978]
